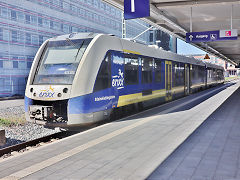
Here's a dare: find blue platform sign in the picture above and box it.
[186,29,238,43]
[124,0,150,20]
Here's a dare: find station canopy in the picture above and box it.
[103,0,240,65]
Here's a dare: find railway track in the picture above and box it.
[0,131,78,158]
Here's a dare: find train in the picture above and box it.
[25,33,224,129]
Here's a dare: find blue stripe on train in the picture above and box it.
[68,88,118,114]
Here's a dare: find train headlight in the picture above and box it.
[63,88,68,93]
[33,93,36,96]
[30,88,33,93]
[57,93,62,97]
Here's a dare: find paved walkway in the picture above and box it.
[148,81,240,180]
[0,81,239,180]
[0,99,24,109]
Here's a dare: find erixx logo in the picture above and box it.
[39,85,55,98]
[112,69,124,90]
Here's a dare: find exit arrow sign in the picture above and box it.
[186,29,238,43]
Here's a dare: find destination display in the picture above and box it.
[186,29,238,43]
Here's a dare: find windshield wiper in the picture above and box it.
[74,41,84,61]
[65,38,78,48]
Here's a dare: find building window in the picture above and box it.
[62,24,69,33]
[149,32,153,42]
[0,78,4,89]
[87,0,92,5]
[27,62,32,68]
[30,15,38,24]
[0,61,3,68]
[11,30,18,42]
[3,29,9,41]
[43,36,49,42]
[11,10,17,20]
[19,32,25,43]
[72,26,78,33]
[70,5,77,14]
[100,3,105,10]
[94,0,99,7]
[13,61,18,68]
[31,35,38,45]
[141,57,153,84]
[53,21,60,30]
[25,33,31,44]
[39,35,43,45]
[124,54,139,85]
[63,2,69,9]
[0,28,2,40]
[25,14,30,24]
[53,0,61,6]
[79,8,85,16]
[0,7,8,18]
[38,17,42,26]
[17,12,25,22]
[42,19,50,28]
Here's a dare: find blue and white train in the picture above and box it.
[25,33,224,129]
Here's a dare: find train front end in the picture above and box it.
[25,33,94,129]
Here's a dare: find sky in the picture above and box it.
[177,38,206,55]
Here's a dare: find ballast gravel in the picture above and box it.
[0,105,60,149]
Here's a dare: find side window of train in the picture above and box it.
[173,63,178,86]
[124,54,139,85]
[141,57,153,84]
[93,52,111,92]
[154,59,161,83]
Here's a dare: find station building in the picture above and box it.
[0,0,173,97]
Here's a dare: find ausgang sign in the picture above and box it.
[186,29,238,43]
[124,0,150,20]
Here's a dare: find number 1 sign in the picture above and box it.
[124,0,150,20]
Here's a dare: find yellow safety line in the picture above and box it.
[123,49,141,55]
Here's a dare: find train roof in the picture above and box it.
[49,32,100,41]
[49,33,224,70]
[205,62,224,70]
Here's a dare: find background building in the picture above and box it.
[149,29,176,53]
[0,0,174,97]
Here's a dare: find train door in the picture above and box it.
[165,61,172,101]
[184,64,190,95]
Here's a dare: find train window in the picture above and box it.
[124,54,138,85]
[33,38,92,85]
[94,52,111,92]
[154,59,161,83]
[141,57,153,84]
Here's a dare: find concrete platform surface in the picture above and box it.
[148,80,240,180]
[0,99,24,109]
[0,81,239,180]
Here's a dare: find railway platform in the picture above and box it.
[0,80,239,180]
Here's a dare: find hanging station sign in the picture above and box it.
[186,29,238,43]
[124,0,150,20]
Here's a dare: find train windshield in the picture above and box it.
[33,38,92,85]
